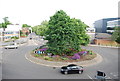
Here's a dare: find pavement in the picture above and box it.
[25,52,103,67]
[88,44,120,48]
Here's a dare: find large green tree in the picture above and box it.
[45,10,89,55]
[111,27,120,43]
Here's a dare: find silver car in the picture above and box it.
[95,70,107,80]
[4,43,18,49]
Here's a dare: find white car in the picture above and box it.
[4,43,18,49]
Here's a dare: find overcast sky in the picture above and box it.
[0,0,119,27]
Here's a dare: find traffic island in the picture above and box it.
[25,52,103,67]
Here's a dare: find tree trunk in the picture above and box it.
[2,28,5,41]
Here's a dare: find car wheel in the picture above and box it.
[79,71,82,74]
[64,71,68,74]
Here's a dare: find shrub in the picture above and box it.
[44,56,52,61]
[72,53,80,60]
[34,54,39,57]
[11,36,19,40]
[61,57,69,60]
[87,50,93,55]
[78,51,87,55]
[39,48,48,51]
[20,34,27,37]
[85,54,96,60]
[90,51,93,55]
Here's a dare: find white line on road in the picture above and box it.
[113,75,117,77]
[107,76,117,81]
[87,75,94,81]
[110,72,118,78]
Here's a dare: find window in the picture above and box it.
[107,27,114,30]
[71,66,78,69]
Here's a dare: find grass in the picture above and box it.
[84,54,96,60]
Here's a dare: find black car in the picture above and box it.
[61,64,83,74]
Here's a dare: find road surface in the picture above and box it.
[1,33,119,80]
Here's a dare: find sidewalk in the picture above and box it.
[88,44,120,48]
[25,52,103,67]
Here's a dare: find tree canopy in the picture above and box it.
[0,24,2,28]
[22,24,31,27]
[45,10,89,55]
[32,20,48,36]
[0,17,11,28]
[111,27,120,43]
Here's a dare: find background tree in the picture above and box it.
[22,24,31,27]
[1,17,11,29]
[111,27,120,43]
[0,24,2,28]
[45,10,89,55]
[1,17,11,41]
[32,25,38,34]
[32,20,48,36]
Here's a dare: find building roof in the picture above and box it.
[95,33,112,39]
[6,24,22,31]
[95,18,120,22]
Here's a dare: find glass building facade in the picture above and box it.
[107,19,120,33]
[94,18,120,33]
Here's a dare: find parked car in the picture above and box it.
[4,43,18,49]
[95,70,107,80]
[61,64,83,74]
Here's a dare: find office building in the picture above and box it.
[0,24,22,41]
[94,18,120,33]
[107,19,120,33]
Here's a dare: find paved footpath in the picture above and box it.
[88,44,120,48]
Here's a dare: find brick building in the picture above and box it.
[94,33,117,46]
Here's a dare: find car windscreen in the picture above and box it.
[68,64,77,67]
[61,67,67,69]
[97,71,105,76]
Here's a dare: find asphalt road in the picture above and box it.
[1,33,119,80]
[0,42,2,81]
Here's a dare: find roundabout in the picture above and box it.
[2,34,118,79]
[25,52,103,67]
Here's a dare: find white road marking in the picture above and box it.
[110,72,118,78]
[87,75,94,81]
[27,40,38,46]
[107,77,112,79]
[107,76,117,81]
